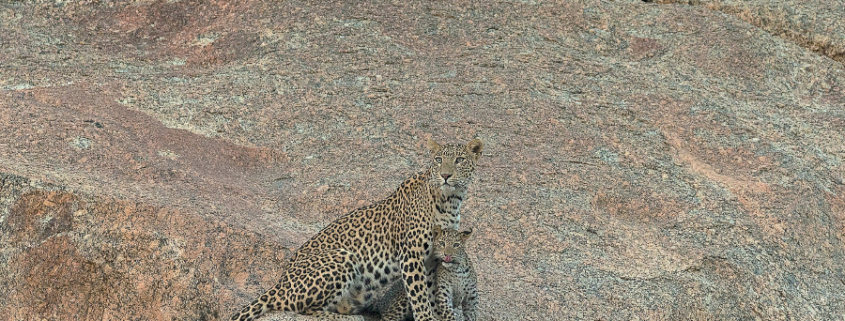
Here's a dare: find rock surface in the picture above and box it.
[649,0,845,64]
[1,0,844,320]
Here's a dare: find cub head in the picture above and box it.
[432,225,472,270]
[427,138,483,189]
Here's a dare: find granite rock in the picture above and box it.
[1,0,844,320]
[648,0,845,63]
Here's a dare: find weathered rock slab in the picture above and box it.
[649,0,845,63]
[1,0,844,320]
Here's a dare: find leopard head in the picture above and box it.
[432,225,472,270]
[427,138,483,190]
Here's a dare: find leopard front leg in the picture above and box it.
[401,249,437,321]
[433,278,458,321]
[461,286,478,321]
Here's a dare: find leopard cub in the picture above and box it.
[430,226,478,321]
[378,226,478,321]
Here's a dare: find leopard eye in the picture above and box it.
[439,241,446,246]
[453,242,460,248]
[455,157,465,163]
[435,157,442,164]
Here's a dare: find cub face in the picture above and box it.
[427,139,483,189]
[431,225,472,270]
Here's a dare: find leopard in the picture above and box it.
[230,138,483,321]
[429,226,478,321]
[376,226,478,321]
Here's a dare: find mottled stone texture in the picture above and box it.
[649,0,845,63]
[1,0,844,320]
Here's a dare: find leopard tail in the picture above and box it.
[230,286,283,321]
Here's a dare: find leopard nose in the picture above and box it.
[441,174,451,180]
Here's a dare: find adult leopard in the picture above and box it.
[230,139,483,321]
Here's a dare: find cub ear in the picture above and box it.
[427,139,443,154]
[466,139,483,159]
[460,228,473,241]
[432,225,443,238]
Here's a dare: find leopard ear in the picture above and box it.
[432,225,443,238]
[460,228,473,241]
[427,139,443,154]
[466,139,483,159]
